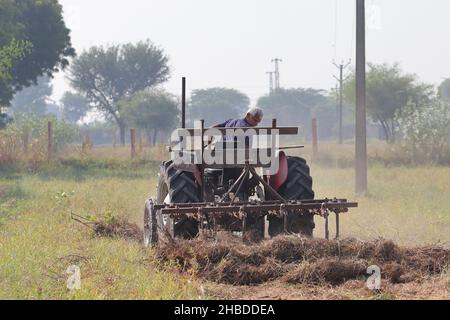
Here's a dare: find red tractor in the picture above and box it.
[144,79,357,246]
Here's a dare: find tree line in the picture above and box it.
[1,0,449,162]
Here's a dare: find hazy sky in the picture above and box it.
[53,0,450,104]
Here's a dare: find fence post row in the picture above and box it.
[312,118,318,160]
[47,121,53,161]
[130,128,136,159]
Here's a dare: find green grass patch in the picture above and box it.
[0,167,202,299]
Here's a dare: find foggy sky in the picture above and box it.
[53,0,450,104]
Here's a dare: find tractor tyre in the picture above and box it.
[156,160,201,241]
[268,156,315,237]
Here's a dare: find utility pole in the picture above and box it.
[333,60,351,144]
[355,0,367,195]
[182,77,186,129]
[332,84,339,140]
[266,71,274,94]
[334,84,339,123]
[47,121,53,162]
[312,117,318,160]
[271,58,283,89]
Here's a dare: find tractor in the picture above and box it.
[143,79,357,247]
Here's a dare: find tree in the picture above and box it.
[0,39,32,82]
[120,90,179,145]
[344,63,433,141]
[10,75,52,117]
[0,39,31,128]
[438,78,450,100]
[0,112,12,129]
[60,92,89,124]
[188,88,250,126]
[257,88,331,138]
[0,0,75,106]
[395,99,450,164]
[68,40,170,144]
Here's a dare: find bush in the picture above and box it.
[0,125,22,168]
[394,100,450,165]
[0,116,81,168]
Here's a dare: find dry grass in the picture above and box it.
[311,166,450,246]
[155,236,449,286]
[208,276,450,300]
[61,144,169,162]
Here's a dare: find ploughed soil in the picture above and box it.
[91,220,449,300]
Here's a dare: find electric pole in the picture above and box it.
[355,0,367,195]
[266,71,275,94]
[334,84,339,135]
[271,58,283,89]
[333,60,351,144]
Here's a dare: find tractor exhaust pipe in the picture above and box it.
[182,77,186,129]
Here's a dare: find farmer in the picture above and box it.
[208,107,264,147]
[208,108,264,200]
[212,107,264,129]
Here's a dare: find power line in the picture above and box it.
[349,1,356,59]
[333,0,338,61]
[333,0,355,64]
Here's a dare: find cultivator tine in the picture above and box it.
[240,207,247,236]
[212,216,218,238]
[335,213,340,240]
[198,207,204,236]
[281,204,288,233]
[321,202,330,240]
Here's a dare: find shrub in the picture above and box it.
[394,100,450,165]
[0,116,81,168]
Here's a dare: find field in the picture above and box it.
[0,145,449,300]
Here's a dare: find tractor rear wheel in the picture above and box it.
[268,156,315,237]
[156,160,201,242]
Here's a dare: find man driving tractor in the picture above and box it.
[206,107,265,205]
[212,107,264,129]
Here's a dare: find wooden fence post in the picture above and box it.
[47,121,53,161]
[312,118,318,160]
[138,130,143,153]
[130,128,136,159]
[87,131,93,148]
[82,131,93,153]
[22,130,29,156]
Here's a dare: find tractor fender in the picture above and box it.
[266,151,288,191]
